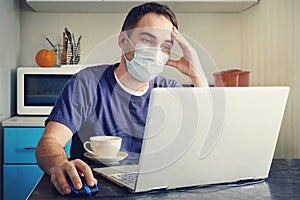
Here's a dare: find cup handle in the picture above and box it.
[83,141,97,156]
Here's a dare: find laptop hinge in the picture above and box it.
[151,185,169,191]
[236,177,258,184]
[239,177,255,182]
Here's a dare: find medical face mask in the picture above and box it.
[123,42,170,82]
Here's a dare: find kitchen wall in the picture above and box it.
[19,0,299,158]
[20,1,241,84]
[242,0,300,158]
[296,0,300,160]
[0,0,20,197]
[0,0,20,120]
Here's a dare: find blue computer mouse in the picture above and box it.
[68,176,99,196]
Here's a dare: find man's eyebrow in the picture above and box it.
[139,32,173,45]
[139,32,157,39]
[166,39,174,45]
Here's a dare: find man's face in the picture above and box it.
[123,12,174,61]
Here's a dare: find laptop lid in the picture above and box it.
[95,87,289,193]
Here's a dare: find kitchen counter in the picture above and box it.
[1,116,47,127]
[27,159,300,200]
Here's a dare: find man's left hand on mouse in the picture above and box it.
[49,159,97,195]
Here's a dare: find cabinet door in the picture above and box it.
[3,165,43,200]
[4,128,44,164]
[4,127,71,164]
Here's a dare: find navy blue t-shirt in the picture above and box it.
[46,64,181,162]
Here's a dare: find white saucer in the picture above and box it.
[84,151,128,164]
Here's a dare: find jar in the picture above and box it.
[213,69,250,87]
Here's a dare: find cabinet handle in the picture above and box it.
[24,146,37,150]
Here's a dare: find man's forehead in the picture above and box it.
[127,27,172,40]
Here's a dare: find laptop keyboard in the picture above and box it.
[111,173,137,189]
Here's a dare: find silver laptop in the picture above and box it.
[94,87,289,193]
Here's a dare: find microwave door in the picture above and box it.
[19,74,72,115]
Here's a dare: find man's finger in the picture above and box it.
[72,159,97,187]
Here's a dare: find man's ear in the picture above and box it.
[118,31,127,50]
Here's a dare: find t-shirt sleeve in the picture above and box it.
[46,69,98,134]
[152,76,183,88]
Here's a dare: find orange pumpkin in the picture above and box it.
[35,49,56,67]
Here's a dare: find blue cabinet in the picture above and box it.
[3,127,71,200]
[3,165,43,200]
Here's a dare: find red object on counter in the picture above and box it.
[213,69,250,87]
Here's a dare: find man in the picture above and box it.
[36,2,207,195]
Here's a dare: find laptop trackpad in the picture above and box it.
[94,165,139,176]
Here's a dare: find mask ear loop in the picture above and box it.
[123,32,137,62]
[124,33,148,51]
[122,50,128,62]
[125,33,135,48]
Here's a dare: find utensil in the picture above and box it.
[65,27,74,64]
[45,37,57,52]
[60,32,67,65]
[76,35,82,47]
[74,35,82,64]
[72,33,76,64]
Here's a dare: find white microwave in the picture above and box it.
[17,67,82,115]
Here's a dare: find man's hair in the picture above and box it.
[121,2,178,32]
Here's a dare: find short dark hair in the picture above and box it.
[121,2,178,32]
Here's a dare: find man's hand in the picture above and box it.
[49,159,97,195]
[36,121,97,195]
[166,27,208,87]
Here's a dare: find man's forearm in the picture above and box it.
[191,76,208,87]
[36,137,69,175]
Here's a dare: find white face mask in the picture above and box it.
[124,43,170,82]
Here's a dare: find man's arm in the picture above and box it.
[36,121,97,195]
[36,121,71,175]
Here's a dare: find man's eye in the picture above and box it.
[143,38,153,45]
[161,44,171,51]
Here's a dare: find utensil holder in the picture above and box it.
[52,44,62,66]
[67,43,81,65]
[53,43,81,66]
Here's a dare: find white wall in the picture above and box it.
[0,0,20,121]
[295,0,300,159]
[241,0,299,158]
[0,0,20,198]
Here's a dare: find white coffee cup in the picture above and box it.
[83,136,122,158]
